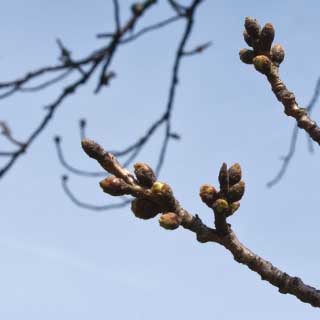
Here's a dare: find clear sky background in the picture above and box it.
[1,0,320,318]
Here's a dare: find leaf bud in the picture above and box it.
[239,48,255,64]
[134,162,156,188]
[270,44,285,64]
[228,163,242,186]
[151,181,173,197]
[218,163,229,193]
[253,55,272,74]
[229,202,240,216]
[131,198,160,220]
[199,184,218,207]
[213,199,229,215]
[260,23,275,52]
[243,30,254,47]
[99,176,130,196]
[159,212,181,230]
[244,17,261,39]
[227,181,245,202]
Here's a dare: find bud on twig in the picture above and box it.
[134,162,156,188]
[243,30,254,47]
[219,163,229,194]
[228,163,242,186]
[159,212,181,230]
[244,17,261,39]
[271,44,285,65]
[99,176,131,196]
[260,23,275,52]
[227,181,245,202]
[239,49,255,64]
[131,198,160,219]
[199,184,218,207]
[228,201,240,216]
[151,181,173,198]
[253,55,271,74]
[213,199,229,215]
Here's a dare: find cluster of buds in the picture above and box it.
[239,17,285,74]
[98,158,180,229]
[199,163,245,218]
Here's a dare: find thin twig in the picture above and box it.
[267,77,320,187]
[62,175,130,211]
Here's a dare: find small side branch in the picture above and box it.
[240,18,320,144]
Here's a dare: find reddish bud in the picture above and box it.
[239,48,255,64]
[227,181,245,202]
[245,17,261,39]
[260,23,275,52]
[134,162,156,188]
[228,163,242,186]
[159,212,181,230]
[199,184,218,207]
[99,176,130,196]
[253,55,272,74]
[131,198,160,220]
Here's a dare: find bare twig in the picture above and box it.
[0,0,158,180]
[267,77,320,187]
[62,175,130,211]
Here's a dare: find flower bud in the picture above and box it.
[159,212,181,230]
[271,44,285,64]
[230,202,240,215]
[218,163,229,193]
[243,30,253,47]
[131,198,160,220]
[227,181,245,202]
[151,181,173,197]
[99,176,130,196]
[239,48,255,64]
[134,162,156,188]
[260,23,275,52]
[213,199,229,215]
[244,17,261,39]
[199,184,218,207]
[253,55,271,74]
[228,163,242,186]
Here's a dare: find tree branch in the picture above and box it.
[240,18,320,144]
[81,138,320,308]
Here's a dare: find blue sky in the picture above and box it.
[1,0,320,318]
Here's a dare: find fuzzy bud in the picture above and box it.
[260,23,275,52]
[243,30,254,47]
[131,198,160,220]
[159,212,181,230]
[253,55,271,74]
[199,184,218,207]
[229,202,240,215]
[99,176,130,196]
[271,44,285,64]
[228,163,242,186]
[239,48,255,64]
[227,181,245,202]
[213,199,229,215]
[218,163,229,193]
[134,162,156,188]
[151,181,172,197]
[244,17,261,39]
